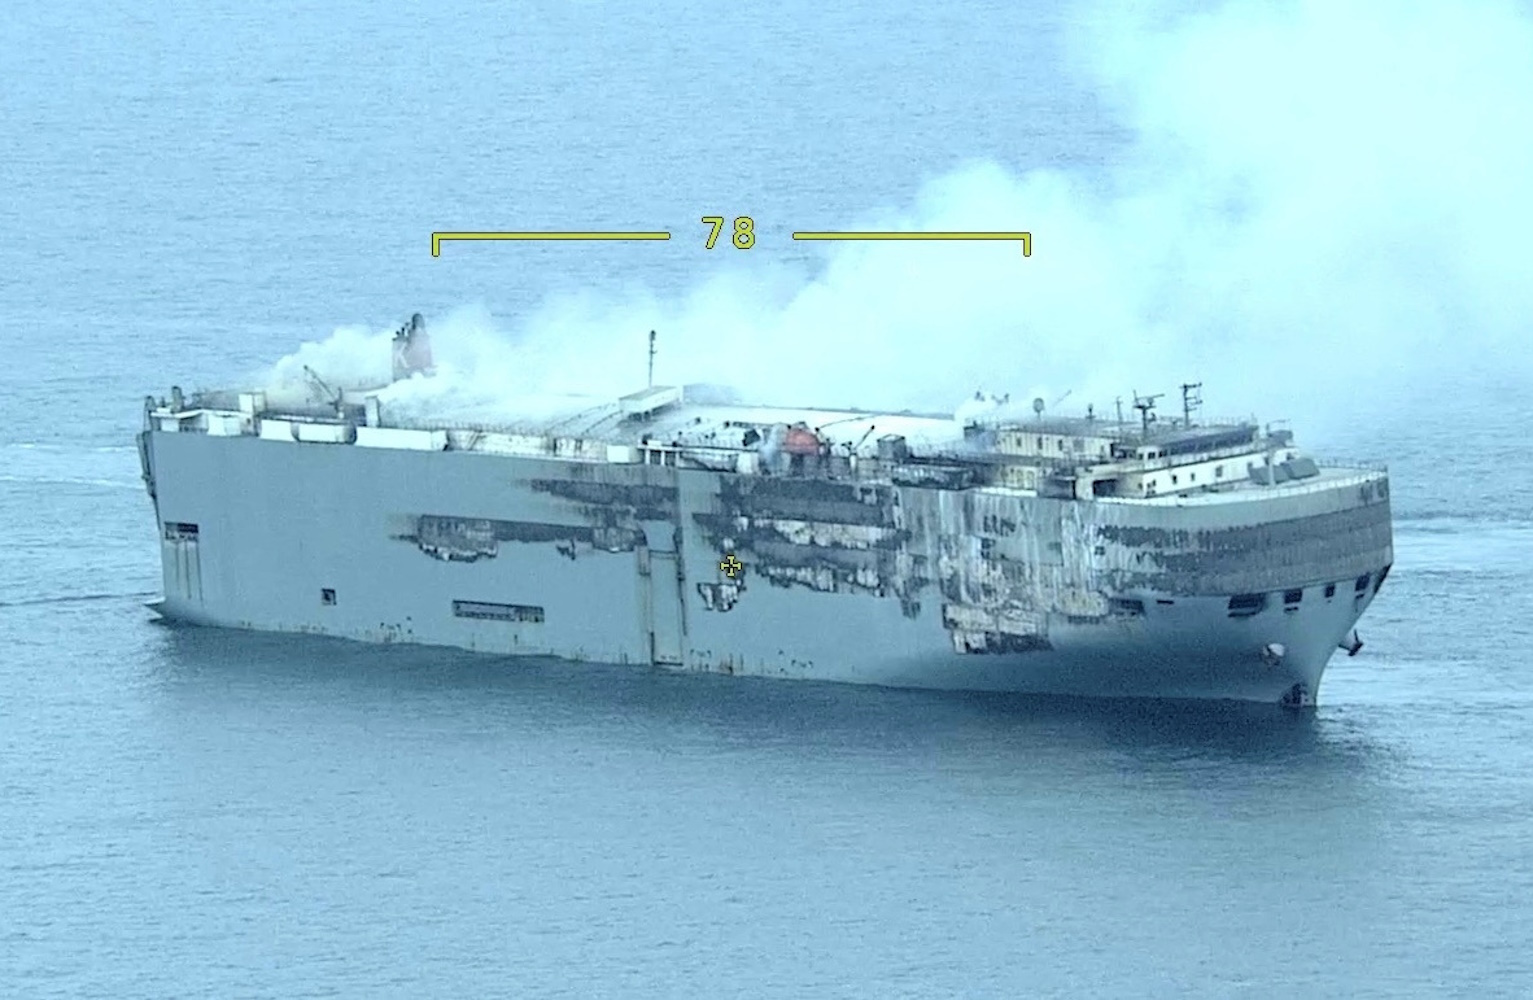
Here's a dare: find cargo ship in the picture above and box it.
[137,315,1392,706]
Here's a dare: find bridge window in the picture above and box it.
[1283,588,1303,605]
[321,588,336,606]
[1324,583,1336,599]
[1354,573,1371,593]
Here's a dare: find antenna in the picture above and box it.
[647,330,657,388]
[1115,396,1124,434]
[1131,391,1164,438]
[1180,381,1203,427]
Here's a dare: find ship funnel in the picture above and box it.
[392,312,436,381]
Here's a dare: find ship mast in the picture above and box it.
[1180,382,1203,428]
[1132,391,1163,438]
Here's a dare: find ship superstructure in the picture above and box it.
[137,319,1392,706]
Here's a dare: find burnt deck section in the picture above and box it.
[689,474,1101,649]
[393,514,645,562]
[389,471,680,563]
[1093,499,1393,595]
[712,476,899,527]
[528,477,678,521]
[692,475,931,616]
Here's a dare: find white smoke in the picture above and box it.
[262,323,393,408]
[262,0,1533,432]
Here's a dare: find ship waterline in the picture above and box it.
[138,337,1391,707]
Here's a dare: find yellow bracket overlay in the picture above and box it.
[430,230,1030,256]
[792,231,1032,256]
[432,231,672,257]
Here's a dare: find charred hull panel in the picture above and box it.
[143,425,1391,705]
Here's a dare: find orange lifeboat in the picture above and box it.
[782,424,823,456]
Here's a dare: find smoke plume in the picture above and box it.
[263,0,1533,432]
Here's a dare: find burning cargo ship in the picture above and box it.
[137,315,1392,706]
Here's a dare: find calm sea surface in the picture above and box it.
[3,2,1531,997]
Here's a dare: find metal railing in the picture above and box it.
[1143,468,1386,506]
[1313,456,1389,472]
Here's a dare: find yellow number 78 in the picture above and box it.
[700,216,755,250]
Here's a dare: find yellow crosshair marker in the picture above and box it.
[720,554,744,578]
[791,231,1032,256]
[431,231,672,256]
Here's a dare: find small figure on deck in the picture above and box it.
[392,312,436,381]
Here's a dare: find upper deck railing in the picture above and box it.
[1147,470,1388,505]
[1314,456,1389,472]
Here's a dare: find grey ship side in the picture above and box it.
[137,322,1392,707]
